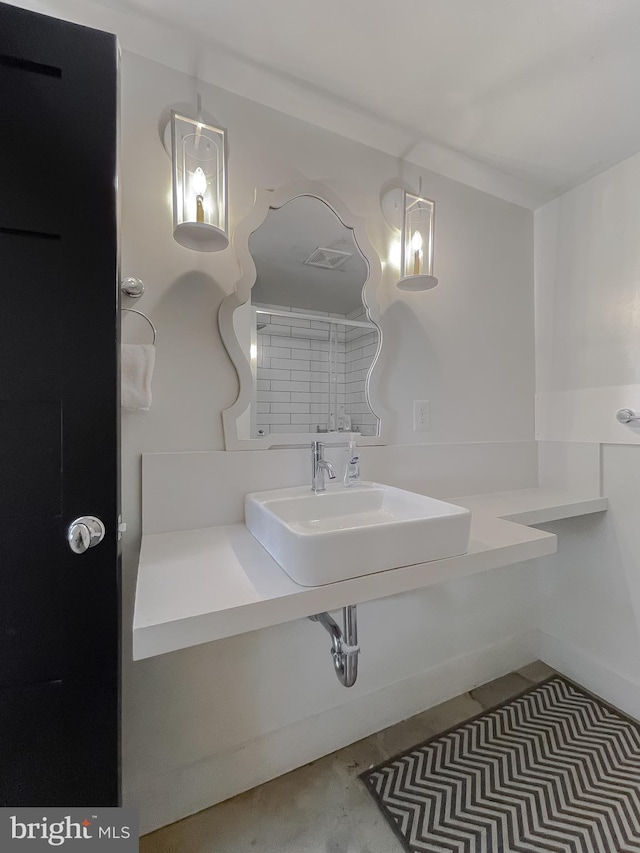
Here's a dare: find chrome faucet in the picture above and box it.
[311,441,336,493]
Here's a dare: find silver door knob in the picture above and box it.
[68,516,106,554]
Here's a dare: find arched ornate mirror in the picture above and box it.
[219,181,387,449]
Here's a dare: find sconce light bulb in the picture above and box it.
[193,167,207,197]
[411,230,423,275]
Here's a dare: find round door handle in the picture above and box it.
[68,516,106,554]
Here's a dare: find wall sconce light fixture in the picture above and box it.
[382,185,438,291]
[167,109,228,252]
[398,190,437,291]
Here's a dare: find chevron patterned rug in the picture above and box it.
[360,676,640,852]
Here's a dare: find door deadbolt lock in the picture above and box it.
[67,516,106,554]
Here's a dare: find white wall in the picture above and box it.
[535,150,640,444]
[118,51,537,832]
[535,151,640,396]
[534,153,640,717]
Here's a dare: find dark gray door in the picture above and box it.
[0,2,120,805]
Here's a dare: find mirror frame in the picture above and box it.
[219,180,388,450]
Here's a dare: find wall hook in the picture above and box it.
[616,408,640,424]
[121,277,145,299]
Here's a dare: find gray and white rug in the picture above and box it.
[361,676,640,852]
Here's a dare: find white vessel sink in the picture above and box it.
[245,482,472,587]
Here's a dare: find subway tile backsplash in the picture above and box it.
[254,303,378,437]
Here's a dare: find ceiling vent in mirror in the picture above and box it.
[304,247,352,270]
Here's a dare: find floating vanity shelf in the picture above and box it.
[133,519,555,660]
[454,489,608,526]
[133,485,609,661]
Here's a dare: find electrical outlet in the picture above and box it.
[413,400,430,432]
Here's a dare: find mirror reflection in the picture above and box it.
[244,196,380,440]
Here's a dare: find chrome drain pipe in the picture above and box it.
[309,605,359,687]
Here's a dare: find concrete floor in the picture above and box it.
[141,660,555,853]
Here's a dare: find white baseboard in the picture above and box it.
[132,631,537,834]
[537,631,640,721]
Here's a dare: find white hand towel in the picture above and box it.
[121,343,155,411]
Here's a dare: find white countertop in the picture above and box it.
[454,489,608,525]
[133,488,607,660]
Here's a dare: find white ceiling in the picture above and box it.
[19,0,640,208]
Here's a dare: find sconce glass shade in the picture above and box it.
[170,111,228,252]
[398,191,438,291]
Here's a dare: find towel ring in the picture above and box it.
[122,308,157,345]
